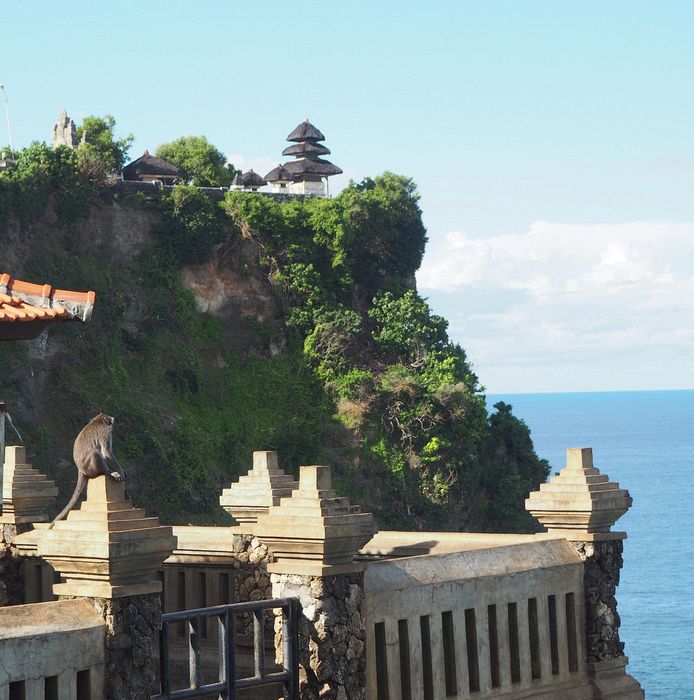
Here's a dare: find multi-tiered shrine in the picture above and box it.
[265,119,342,196]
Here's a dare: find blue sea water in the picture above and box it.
[487,390,694,699]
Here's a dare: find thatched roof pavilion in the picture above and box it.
[232,169,267,191]
[122,150,183,184]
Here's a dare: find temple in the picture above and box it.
[231,168,267,192]
[266,119,343,196]
[50,108,78,150]
[122,150,183,185]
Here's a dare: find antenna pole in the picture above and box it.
[0,85,15,152]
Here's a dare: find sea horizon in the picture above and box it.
[487,387,694,397]
[484,388,694,698]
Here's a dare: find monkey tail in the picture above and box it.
[48,473,87,529]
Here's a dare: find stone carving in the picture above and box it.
[525,447,632,534]
[254,465,377,576]
[0,445,57,525]
[51,108,78,149]
[219,450,298,526]
[38,476,175,598]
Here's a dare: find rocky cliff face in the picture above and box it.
[1,179,549,533]
[1,195,315,524]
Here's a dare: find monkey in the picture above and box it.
[48,413,126,529]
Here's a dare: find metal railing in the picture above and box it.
[153,597,299,700]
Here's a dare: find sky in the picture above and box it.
[2,1,693,392]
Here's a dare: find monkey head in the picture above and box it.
[92,413,115,426]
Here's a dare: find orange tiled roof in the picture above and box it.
[0,273,95,341]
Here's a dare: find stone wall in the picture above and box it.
[0,524,28,606]
[572,539,625,663]
[113,180,311,203]
[0,599,106,696]
[65,593,161,700]
[231,533,273,639]
[272,572,366,700]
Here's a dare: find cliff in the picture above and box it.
[0,167,549,531]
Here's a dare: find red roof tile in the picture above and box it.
[0,273,95,340]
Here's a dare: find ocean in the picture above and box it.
[487,390,694,699]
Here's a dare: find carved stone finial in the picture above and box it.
[255,464,377,576]
[525,447,632,537]
[220,451,298,526]
[0,445,57,524]
[37,476,175,598]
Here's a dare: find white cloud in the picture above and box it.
[227,153,277,179]
[417,221,694,392]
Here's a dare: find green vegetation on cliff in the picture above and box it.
[0,143,548,532]
[155,136,239,187]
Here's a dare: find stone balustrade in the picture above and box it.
[1,445,644,700]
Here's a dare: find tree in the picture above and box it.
[338,172,428,292]
[369,289,449,365]
[156,136,238,187]
[2,142,90,222]
[76,115,133,174]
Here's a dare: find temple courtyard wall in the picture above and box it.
[0,448,644,699]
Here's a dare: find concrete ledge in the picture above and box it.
[0,599,105,686]
[364,538,582,592]
[360,530,537,558]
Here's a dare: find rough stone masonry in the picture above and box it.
[272,572,366,700]
[572,539,625,663]
[71,593,162,700]
[0,524,30,607]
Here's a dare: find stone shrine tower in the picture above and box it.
[51,108,78,149]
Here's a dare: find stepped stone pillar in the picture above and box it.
[36,476,176,700]
[0,445,57,606]
[220,450,298,526]
[526,447,644,699]
[1,445,58,529]
[253,464,377,699]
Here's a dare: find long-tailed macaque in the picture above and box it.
[48,413,126,529]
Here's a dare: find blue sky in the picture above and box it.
[3,2,693,392]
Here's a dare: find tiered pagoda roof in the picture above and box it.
[0,273,95,341]
[273,119,342,182]
[282,158,342,177]
[286,120,325,142]
[264,164,293,184]
[281,141,331,157]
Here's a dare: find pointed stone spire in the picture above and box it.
[0,445,57,524]
[526,447,632,537]
[255,464,377,575]
[51,108,78,149]
[220,450,298,526]
[37,476,175,598]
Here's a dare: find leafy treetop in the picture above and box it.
[77,115,133,173]
[156,136,238,187]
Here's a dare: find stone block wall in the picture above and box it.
[0,524,28,606]
[231,533,272,602]
[230,533,273,640]
[61,593,162,700]
[572,539,625,663]
[272,572,366,700]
